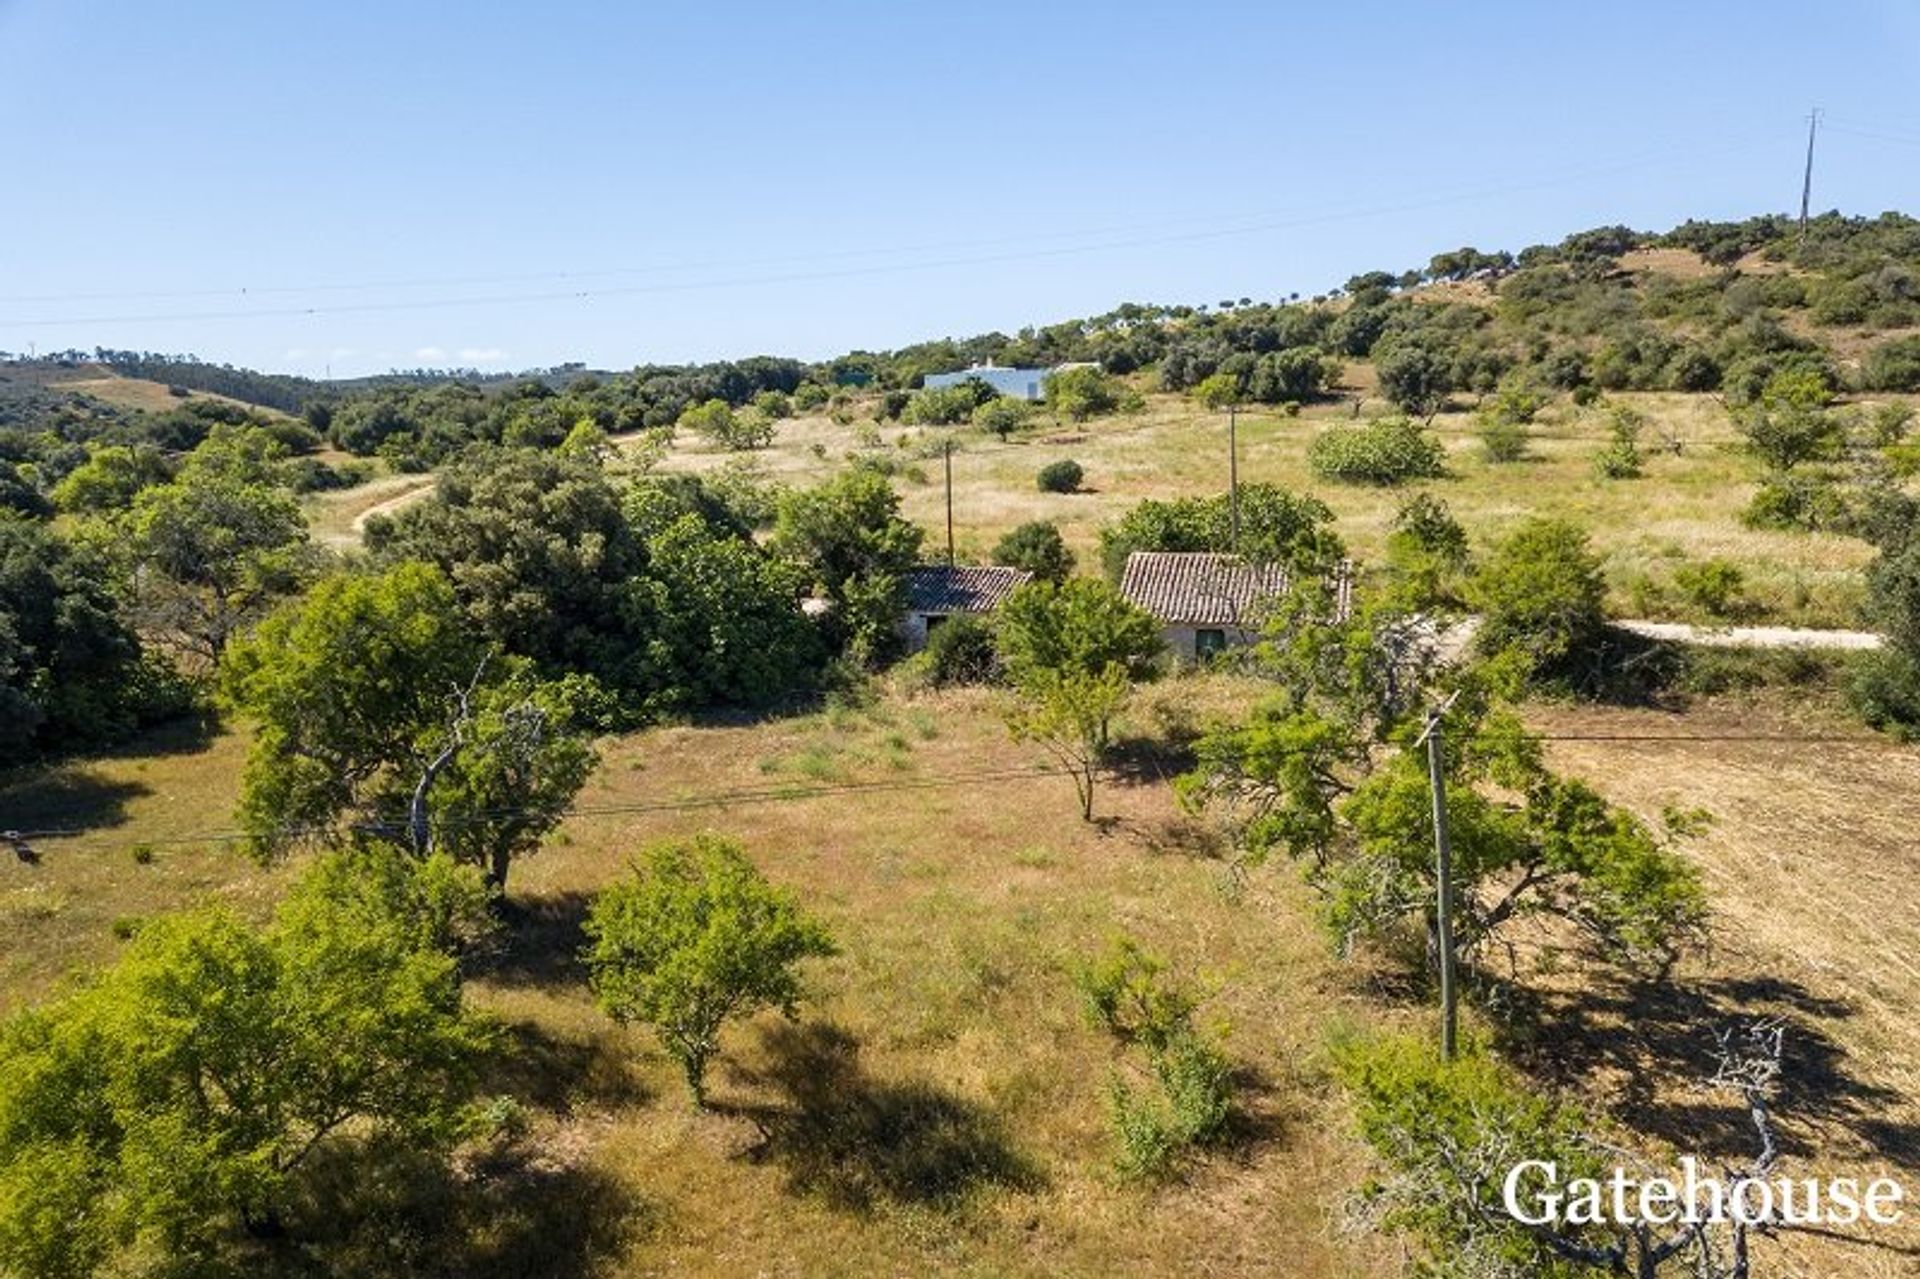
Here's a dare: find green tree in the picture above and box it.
[972,396,1032,438]
[1466,518,1609,684]
[1179,606,1706,982]
[1735,371,1843,471]
[220,562,596,889]
[996,577,1163,690]
[117,428,318,668]
[1097,484,1343,580]
[584,834,836,1105]
[1374,341,1452,419]
[1246,347,1338,403]
[0,516,165,766]
[0,858,492,1275]
[1044,366,1130,421]
[992,520,1075,583]
[49,445,173,514]
[680,397,772,450]
[1191,371,1242,409]
[1005,664,1132,821]
[772,468,924,663]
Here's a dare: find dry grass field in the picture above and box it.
[6,676,1919,1276]
[37,364,287,417]
[648,383,1888,629]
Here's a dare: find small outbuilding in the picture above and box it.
[1120,550,1335,663]
[900,564,1032,651]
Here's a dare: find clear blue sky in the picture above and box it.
[4,0,1920,378]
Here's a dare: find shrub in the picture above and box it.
[1672,559,1747,618]
[1467,517,1607,681]
[1862,336,1920,392]
[1045,366,1134,421]
[1742,473,1848,531]
[1036,459,1085,493]
[1191,371,1242,409]
[1307,416,1447,485]
[1474,382,1541,462]
[992,520,1075,583]
[1476,416,1530,463]
[919,614,1001,686]
[904,383,988,426]
[1850,649,1920,739]
[1077,938,1233,1180]
[680,398,773,450]
[972,397,1032,438]
[753,390,793,420]
[1109,1028,1233,1181]
[1591,405,1644,479]
[1332,1031,1603,1271]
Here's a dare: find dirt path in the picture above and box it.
[305,474,436,550]
[349,478,435,536]
[1613,618,1884,651]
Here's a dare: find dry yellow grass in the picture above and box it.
[46,367,287,418]
[650,387,1884,627]
[303,470,434,549]
[6,678,1920,1274]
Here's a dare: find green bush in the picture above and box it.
[1849,649,1920,739]
[1109,1027,1233,1180]
[1467,517,1607,681]
[1332,1031,1604,1272]
[918,614,1001,686]
[1591,405,1645,479]
[1742,473,1848,531]
[1077,938,1233,1180]
[992,520,1074,583]
[972,397,1032,438]
[1862,336,1920,392]
[1307,416,1446,485]
[1672,559,1747,618]
[1036,459,1085,493]
[1044,366,1139,421]
[1477,415,1530,463]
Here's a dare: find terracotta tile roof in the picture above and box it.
[904,565,1032,614]
[1119,552,1291,626]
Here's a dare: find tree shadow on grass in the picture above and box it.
[262,1133,646,1279]
[0,766,151,834]
[480,889,594,990]
[722,1020,1045,1212]
[484,1018,652,1116]
[1488,969,1920,1172]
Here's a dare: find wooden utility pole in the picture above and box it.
[1415,693,1461,1060]
[944,438,955,566]
[1798,108,1821,244]
[1227,404,1241,554]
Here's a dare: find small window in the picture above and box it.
[1194,628,1228,659]
[924,614,948,633]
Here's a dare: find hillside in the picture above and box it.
[5,210,1920,1277]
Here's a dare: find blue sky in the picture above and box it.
[4,0,1920,378]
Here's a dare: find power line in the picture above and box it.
[0,132,1784,331]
